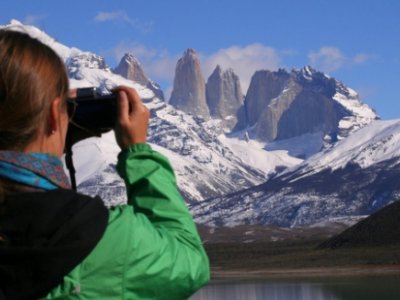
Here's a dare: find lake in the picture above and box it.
[190,275,400,300]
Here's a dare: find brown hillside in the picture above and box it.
[318,200,400,249]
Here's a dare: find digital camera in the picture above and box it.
[68,87,118,132]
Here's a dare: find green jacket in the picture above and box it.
[43,144,210,299]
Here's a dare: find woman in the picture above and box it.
[0,30,209,299]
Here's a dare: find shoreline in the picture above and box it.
[211,265,400,280]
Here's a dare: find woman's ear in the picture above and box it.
[48,97,62,135]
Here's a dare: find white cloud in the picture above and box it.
[308,47,346,73]
[353,53,371,64]
[111,42,282,96]
[112,42,375,99]
[23,14,46,26]
[95,11,123,22]
[94,11,152,33]
[281,49,299,56]
[202,44,282,92]
[308,47,373,73]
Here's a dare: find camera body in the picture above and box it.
[70,87,118,132]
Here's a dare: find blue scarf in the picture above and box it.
[0,151,70,190]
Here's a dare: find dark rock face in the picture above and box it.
[113,53,164,100]
[244,69,296,141]
[245,70,291,127]
[169,49,209,119]
[242,67,357,142]
[206,65,244,130]
[276,89,342,140]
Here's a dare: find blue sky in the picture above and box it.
[2,0,400,119]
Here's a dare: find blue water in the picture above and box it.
[190,275,400,300]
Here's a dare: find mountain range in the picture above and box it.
[191,119,400,227]
[0,20,270,204]
[2,20,397,232]
[168,48,377,151]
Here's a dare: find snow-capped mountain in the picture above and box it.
[2,20,282,203]
[1,20,154,97]
[240,66,378,151]
[168,49,377,159]
[191,119,400,227]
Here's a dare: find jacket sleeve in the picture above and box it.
[116,143,210,299]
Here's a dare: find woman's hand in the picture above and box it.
[114,86,150,150]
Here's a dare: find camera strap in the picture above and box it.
[65,132,77,191]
